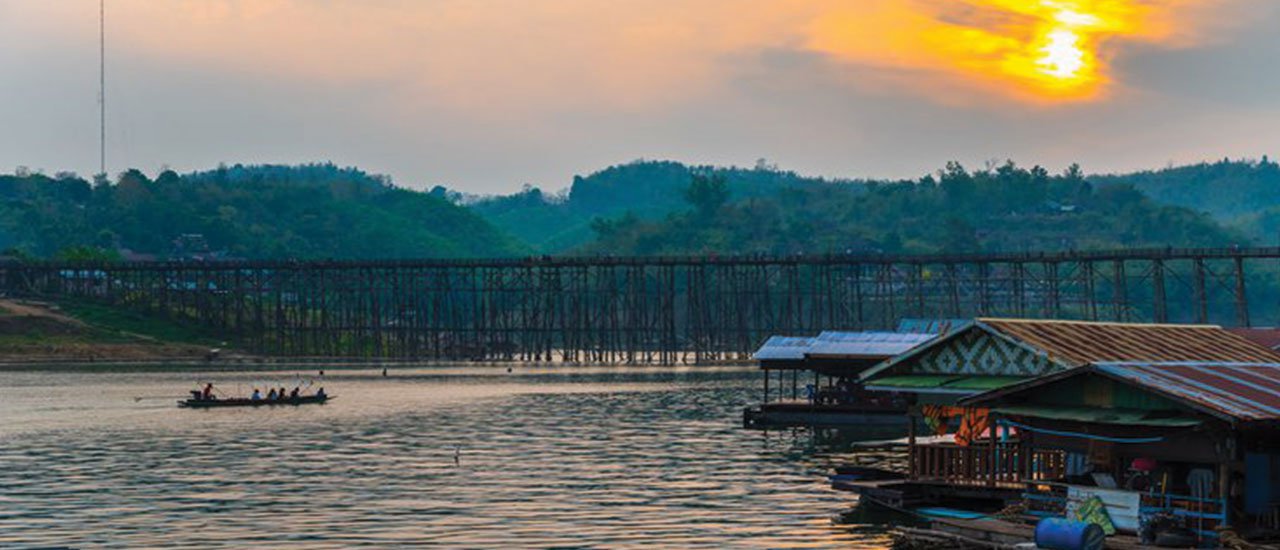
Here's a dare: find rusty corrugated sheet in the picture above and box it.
[1095,362,1280,422]
[979,318,1280,366]
[1228,328,1280,351]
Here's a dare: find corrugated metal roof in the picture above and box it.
[805,331,937,359]
[1095,362,1280,422]
[1228,328,1280,351]
[751,336,815,361]
[991,404,1202,427]
[866,375,1024,395]
[979,318,1280,365]
[896,318,971,334]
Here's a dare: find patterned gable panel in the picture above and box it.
[912,329,1057,376]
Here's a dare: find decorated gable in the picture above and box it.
[910,328,1059,377]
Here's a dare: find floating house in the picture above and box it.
[954,361,1280,545]
[743,328,943,428]
[840,318,1280,547]
[859,318,1279,400]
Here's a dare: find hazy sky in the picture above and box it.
[2,0,1278,193]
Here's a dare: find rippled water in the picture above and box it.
[0,366,900,548]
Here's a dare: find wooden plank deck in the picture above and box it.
[926,517,1157,550]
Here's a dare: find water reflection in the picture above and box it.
[0,366,895,548]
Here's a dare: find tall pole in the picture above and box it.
[99,0,106,178]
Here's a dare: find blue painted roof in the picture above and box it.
[752,336,815,361]
[805,331,937,358]
[896,318,971,334]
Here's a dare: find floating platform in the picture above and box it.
[893,517,1152,550]
[742,402,907,428]
[832,477,1022,513]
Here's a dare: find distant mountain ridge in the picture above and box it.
[467,158,1267,256]
[569,161,1243,256]
[1,157,1273,261]
[1088,157,1280,243]
[0,163,525,260]
[467,160,864,252]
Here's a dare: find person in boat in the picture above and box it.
[251,388,262,401]
[289,387,300,399]
[316,387,326,399]
[277,387,287,400]
[201,383,215,401]
[267,388,277,400]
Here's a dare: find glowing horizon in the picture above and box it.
[805,0,1228,103]
[0,0,1273,193]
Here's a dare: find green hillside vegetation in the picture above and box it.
[1090,157,1280,241]
[0,164,526,260]
[467,160,862,252]
[583,161,1245,256]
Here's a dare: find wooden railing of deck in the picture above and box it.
[911,442,1066,487]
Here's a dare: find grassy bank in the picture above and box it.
[0,299,231,363]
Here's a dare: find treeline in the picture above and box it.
[468,160,862,252]
[1091,157,1280,242]
[579,161,1245,256]
[2,157,1270,262]
[0,164,525,260]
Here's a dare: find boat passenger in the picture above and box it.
[251,388,262,401]
[290,387,300,399]
[277,387,287,400]
[267,388,277,400]
[316,387,326,399]
[202,383,215,401]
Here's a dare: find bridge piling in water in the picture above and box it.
[3,247,1276,364]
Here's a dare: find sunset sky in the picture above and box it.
[1,0,1278,193]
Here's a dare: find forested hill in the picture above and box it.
[579,161,1245,256]
[0,164,525,260]
[467,160,861,252]
[1089,158,1280,242]
[2,158,1269,262]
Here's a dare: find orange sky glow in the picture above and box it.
[28,0,1238,111]
[2,0,1273,192]
[806,0,1228,102]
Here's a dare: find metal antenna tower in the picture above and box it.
[99,0,106,178]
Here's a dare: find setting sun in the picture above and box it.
[966,0,1135,97]
[1020,1,1111,93]
[806,0,1196,102]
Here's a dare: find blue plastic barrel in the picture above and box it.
[1034,518,1105,550]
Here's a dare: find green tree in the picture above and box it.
[683,174,729,218]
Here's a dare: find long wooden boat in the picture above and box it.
[178,395,332,408]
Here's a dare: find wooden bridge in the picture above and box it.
[1,247,1273,364]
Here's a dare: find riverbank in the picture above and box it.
[0,299,228,364]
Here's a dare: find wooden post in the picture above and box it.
[763,368,769,404]
[1235,256,1250,328]
[813,370,819,405]
[989,413,999,487]
[908,412,917,480]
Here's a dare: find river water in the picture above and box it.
[0,366,901,548]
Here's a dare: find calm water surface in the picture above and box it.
[0,365,899,548]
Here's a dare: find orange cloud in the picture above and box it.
[805,0,1238,103]
[27,0,1252,115]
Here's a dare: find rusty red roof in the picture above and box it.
[1095,362,1280,422]
[1228,328,1280,351]
[979,318,1280,366]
